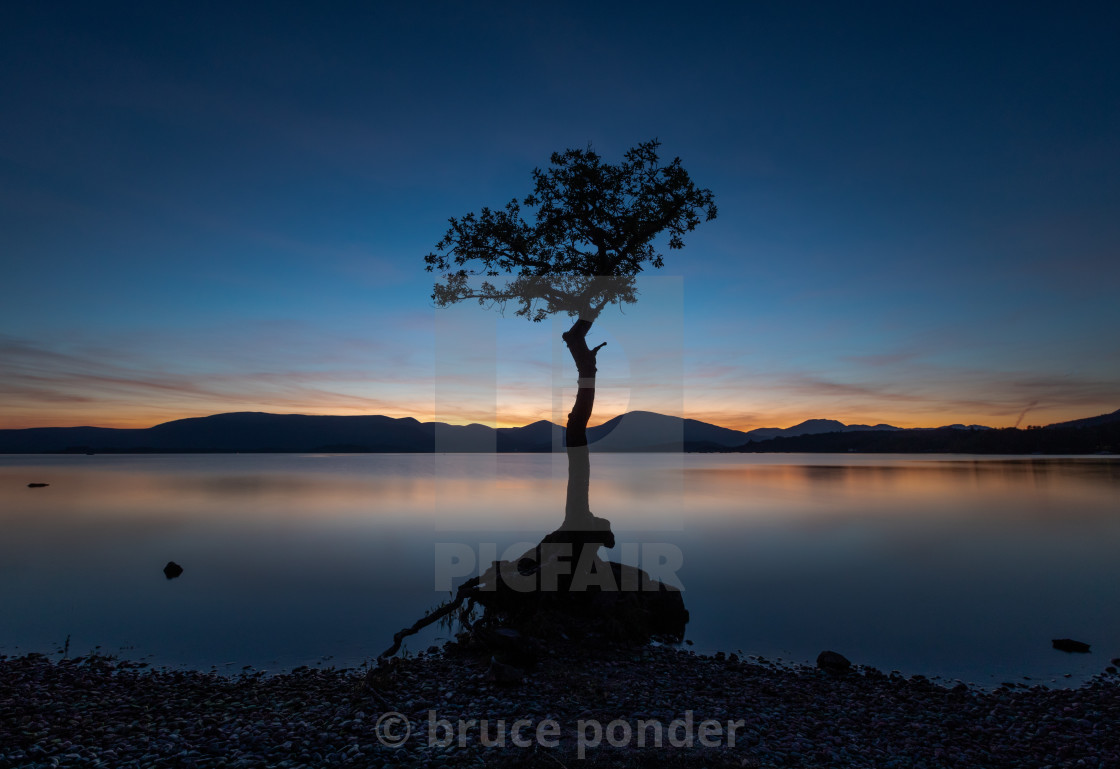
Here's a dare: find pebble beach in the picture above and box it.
[3,644,1118,768]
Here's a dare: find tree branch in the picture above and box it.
[426,140,715,321]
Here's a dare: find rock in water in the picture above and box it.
[27,482,49,488]
[1052,638,1090,653]
[163,561,184,580]
[473,541,689,645]
[817,650,852,674]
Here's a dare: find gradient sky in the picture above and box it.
[2,2,1118,431]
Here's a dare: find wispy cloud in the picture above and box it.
[4,311,1118,433]
[0,330,434,428]
[843,351,923,367]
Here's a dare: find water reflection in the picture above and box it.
[1,453,1118,686]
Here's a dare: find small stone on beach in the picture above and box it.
[817,650,852,674]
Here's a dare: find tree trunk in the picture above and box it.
[559,317,613,547]
[376,319,692,661]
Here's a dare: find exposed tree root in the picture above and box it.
[377,575,481,660]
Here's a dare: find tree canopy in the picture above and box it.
[425,140,716,322]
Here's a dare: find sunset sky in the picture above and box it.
[2,2,1118,431]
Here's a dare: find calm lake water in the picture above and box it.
[2,453,1118,687]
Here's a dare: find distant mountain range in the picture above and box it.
[1,408,1117,454]
[0,410,824,454]
[732,408,1120,454]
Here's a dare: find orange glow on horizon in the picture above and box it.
[0,400,1105,432]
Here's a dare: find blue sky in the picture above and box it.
[2,1,1118,429]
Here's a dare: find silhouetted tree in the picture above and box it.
[425,139,716,542]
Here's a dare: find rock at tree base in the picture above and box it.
[467,530,689,647]
[375,521,690,667]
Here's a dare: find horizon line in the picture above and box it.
[4,407,1110,434]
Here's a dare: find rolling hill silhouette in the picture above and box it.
[0,408,1116,453]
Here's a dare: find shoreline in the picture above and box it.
[4,644,1117,768]
[4,450,1120,456]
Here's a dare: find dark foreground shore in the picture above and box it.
[3,646,1117,768]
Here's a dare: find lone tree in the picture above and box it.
[425,139,716,544]
[375,142,714,660]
